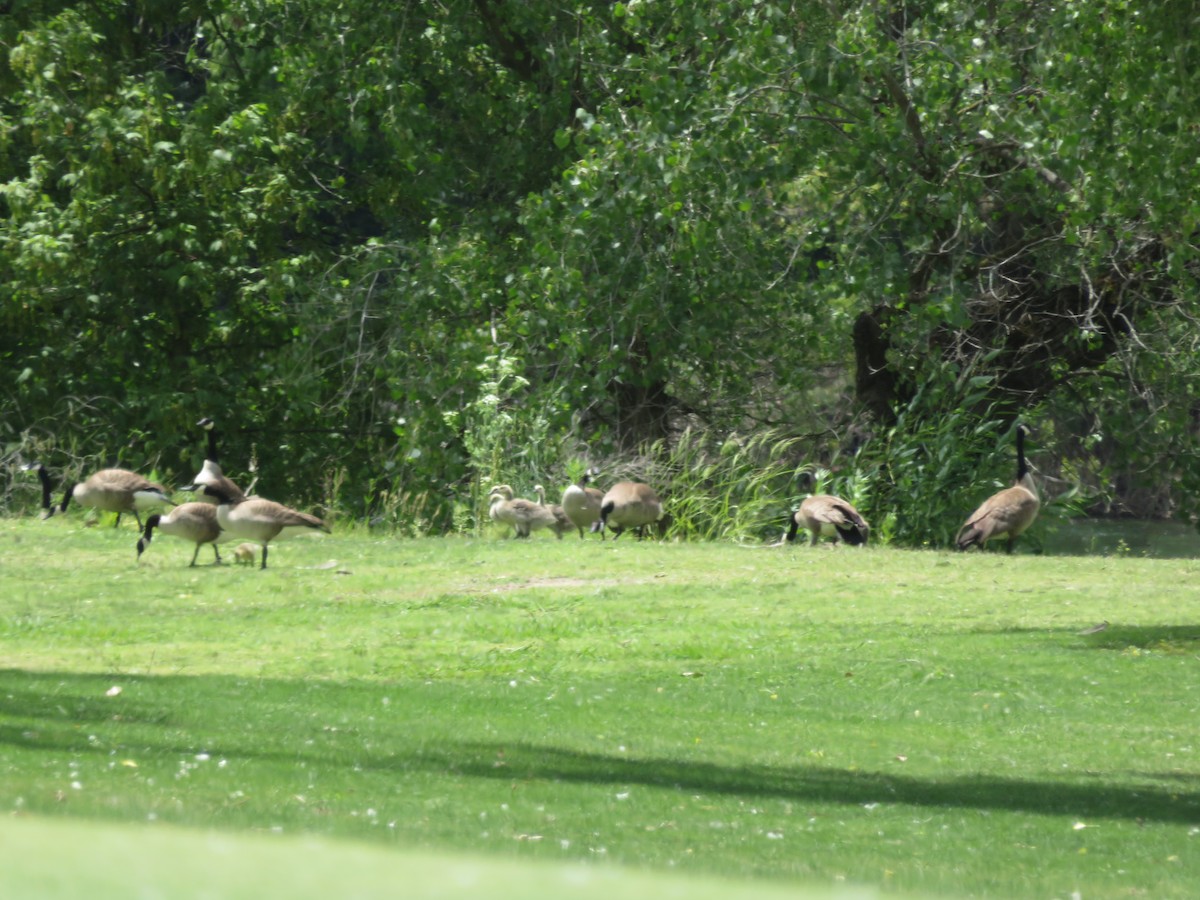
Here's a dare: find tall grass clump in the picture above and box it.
[634,428,812,541]
[445,349,566,534]
[855,358,1016,548]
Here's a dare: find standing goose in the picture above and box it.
[593,481,664,540]
[785,494,870,546]
[199,484,330,569]
[32,464,173,529]
[487,484,559,538]
[956,424,1040,553]
[136,502,224,567]
[561,469,605,539]
[181,417,247,504]
[533,484,574,539]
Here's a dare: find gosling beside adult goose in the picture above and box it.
[199,484,329,569]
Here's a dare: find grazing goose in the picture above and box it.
[956,424,1040,553]
[21,462,55,518]
[534,484,574,539]
[232,543,257,565]
[785,494,870,546]
[561,469,605,539]
[199,484,330,569]
[593,481,664,540]
[136,502,224,567]
[181,417,247,504]
[30,464,173,529]
[487,484,558,538]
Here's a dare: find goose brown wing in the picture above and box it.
[827,499,866,528]
[240,498,329,531]
[92,468,168,494]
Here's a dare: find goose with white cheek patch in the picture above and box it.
[180,417,247,504]
[137,502,225,567]
[27,463,173,529]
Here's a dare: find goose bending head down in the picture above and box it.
[593,481,664,540]
[199,484,329,568]
[136,502,225,567]
[21,462,56,519]
[956,424,1040,554]
[30,465,174,529]
[785,494,869,546]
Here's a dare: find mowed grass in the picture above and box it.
[1,516,1198,899]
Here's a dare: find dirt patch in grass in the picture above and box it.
[481,575,664,592]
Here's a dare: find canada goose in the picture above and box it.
[785,494,870,546]
[21,462,55,518]
[181,417,246,504]
[232,543,257,565]
[533,484,573,539]
[594,481,664,540]
[136,502,224,567]
[487,484,559,538]
[956,424,1040,553]
[31,465,173,529]
[561,469,605,539]
[199,484,330,569]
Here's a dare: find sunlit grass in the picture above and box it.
[1,516,1198,898]
[0,813,874,900]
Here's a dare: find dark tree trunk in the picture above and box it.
[611,378,672,451]
[852,240,1167,422]
[853,305,904,421]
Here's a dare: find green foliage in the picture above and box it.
[447,348,565,533]
[2,1,1200,526]
[636,428,810,542]
[855,360,1007,549]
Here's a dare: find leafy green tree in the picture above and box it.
[4,0,1200,534]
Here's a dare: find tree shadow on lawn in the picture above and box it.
[1,669,1196,826]
[1072,624,1200,653]
[415,741,1200,825]
[972,624,1200,654]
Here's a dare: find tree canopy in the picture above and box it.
[3,1,1198,538]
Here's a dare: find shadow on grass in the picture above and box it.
[970,624,1200,654]
[1,668,1197,827]
[415,742,1200,825]
[1072,624,1200,653]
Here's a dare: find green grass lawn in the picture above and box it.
[1,516,1198,898]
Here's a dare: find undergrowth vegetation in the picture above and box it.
[5,410,1086,552]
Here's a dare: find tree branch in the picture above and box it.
[472,0,541,82]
